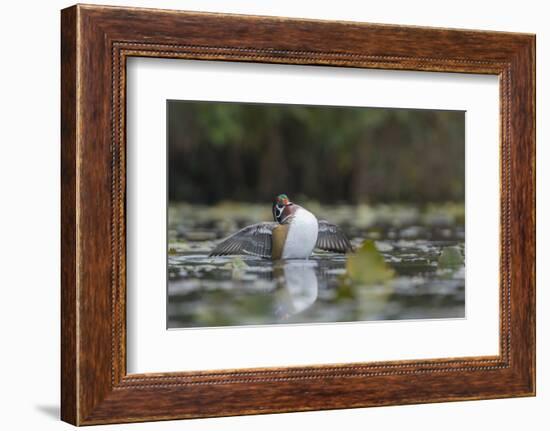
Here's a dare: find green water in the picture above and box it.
[167,203,465,329]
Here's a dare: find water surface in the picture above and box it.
[167,203,465,329]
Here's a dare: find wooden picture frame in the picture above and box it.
[61,4,535,425]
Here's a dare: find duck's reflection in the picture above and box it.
[273,260,319,320]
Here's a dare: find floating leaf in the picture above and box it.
[167,240,192,252]
[222,257,249,280]
[437,246,464,269]
[345,240,394,284]
[228,257,248,270]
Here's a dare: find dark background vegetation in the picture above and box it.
[168,100,464,205]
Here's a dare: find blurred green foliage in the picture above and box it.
[168,101,464,204]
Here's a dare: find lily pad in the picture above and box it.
[223,257,249,280]
[437,246,464,269]
[223,256,248,270]
[345,240,394,284]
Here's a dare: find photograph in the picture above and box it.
[167,100,466,328]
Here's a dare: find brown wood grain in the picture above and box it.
[61,4,535,425]
[60,5,78,425]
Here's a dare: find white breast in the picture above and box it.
[282,207,319,259]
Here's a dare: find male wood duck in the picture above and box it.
[210,194,353,259]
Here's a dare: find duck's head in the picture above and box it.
[272,194,292,223]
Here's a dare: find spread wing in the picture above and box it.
[315,220,354,253]
[209,222,276,258]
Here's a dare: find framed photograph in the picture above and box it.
[61,4,535,425]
